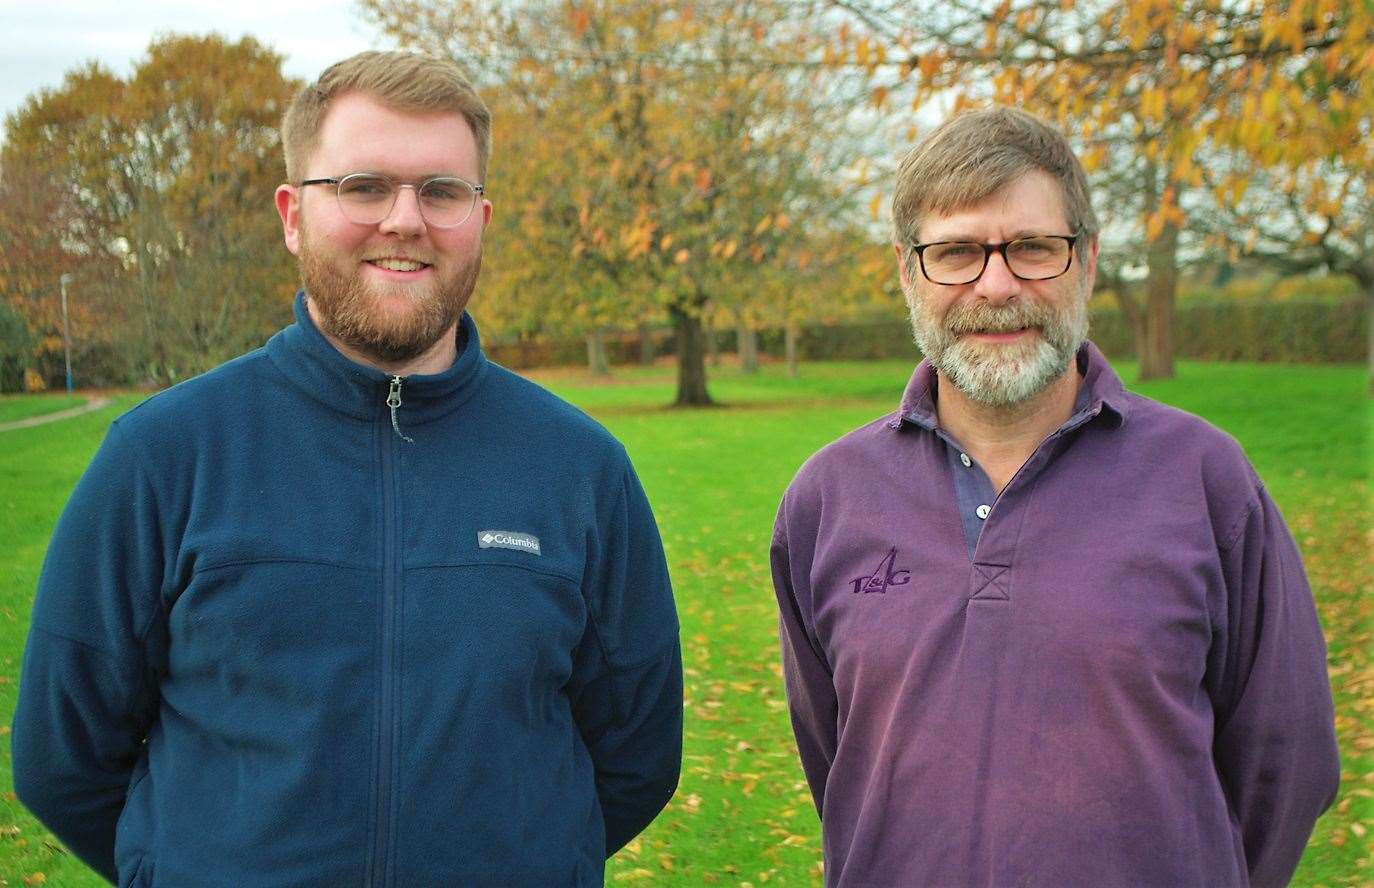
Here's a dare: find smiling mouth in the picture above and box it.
[367,258,431,272]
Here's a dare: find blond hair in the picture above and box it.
[891,107,1098,266]
[282,51,492,183]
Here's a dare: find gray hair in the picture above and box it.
[891,106,1098,273]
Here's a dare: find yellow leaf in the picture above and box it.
[1145,211,1164,242]
[753,215,772,235]
[1260,88,1280,119]
[1140,87,1165,121]
[612,868,654,882]
[869,192,882,220]
[674,249,690,264]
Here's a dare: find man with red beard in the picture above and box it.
[771,107,1337,887]
[13,52,681,887]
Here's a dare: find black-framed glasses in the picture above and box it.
[299,172,485,228]
[909,234,1079,285]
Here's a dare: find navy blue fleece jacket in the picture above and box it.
[12,294,682,887]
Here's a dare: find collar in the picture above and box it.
[887,340,1129,432]
[265,291,489,425]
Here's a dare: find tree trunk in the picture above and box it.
[585,327,610,377]
[1103,267,1146,363]
[785,321,800,378]
[1137,161,1177,381]
[671,302,713,406]
[1359,272,1374,395]
[637,322,655,365]
[705,320,720,368]
[737,314,758,374]
[1139,219,1179,380]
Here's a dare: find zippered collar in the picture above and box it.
[888,340,1129,432]
[265,290,489,426]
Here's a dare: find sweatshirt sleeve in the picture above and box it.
[1209,483,1340,888]
[770,491,838,817]
[568,460,682,857]
[11,420,167,883]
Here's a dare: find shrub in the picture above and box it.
[0,302,34,394]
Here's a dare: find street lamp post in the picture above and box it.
[59,273,74,397]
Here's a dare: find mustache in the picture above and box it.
[943,301,1052,335]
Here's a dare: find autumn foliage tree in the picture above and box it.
[832,0,1372,382]
[0,34,300,385]
[362,0,869,404]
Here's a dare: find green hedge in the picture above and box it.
[487,296,1367,369]
[1086,297,1366,363]
[761,297,1365,364]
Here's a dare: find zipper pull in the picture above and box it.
[386,376,415,443]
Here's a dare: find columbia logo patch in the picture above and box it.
[478,530,541,555]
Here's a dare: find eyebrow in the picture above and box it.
[920,229,1057,243]
[350,170,474,182]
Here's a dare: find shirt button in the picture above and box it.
[975,504,991,520]
[960,453,972,467]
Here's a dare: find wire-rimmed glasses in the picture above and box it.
[299,172,485,228]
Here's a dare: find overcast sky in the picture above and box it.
[0,0,390,142]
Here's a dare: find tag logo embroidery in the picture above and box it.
[849,548,911,594]
[478,530,542,555]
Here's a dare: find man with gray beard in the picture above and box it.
[770,107,1337,887]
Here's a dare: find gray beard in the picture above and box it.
[905,286,1088,407]
[299,243,481,365]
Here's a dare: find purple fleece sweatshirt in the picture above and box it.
[771,343,1338,888]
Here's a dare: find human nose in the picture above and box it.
[972,246,1019,305]
[378,183,427,236]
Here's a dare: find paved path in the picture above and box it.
[0,396,113,432]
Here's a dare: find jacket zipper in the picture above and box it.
[371,378,404,887]
[387,375,414,443]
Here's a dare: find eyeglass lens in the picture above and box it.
[335,174,478,228]
[923,237,1071,284]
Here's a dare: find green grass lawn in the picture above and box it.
[0,360,1369,886]
[0,395,85,425]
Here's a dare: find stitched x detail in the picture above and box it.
[970,563,1010,600]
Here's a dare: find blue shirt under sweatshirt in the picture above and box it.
[12,293,683,887]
